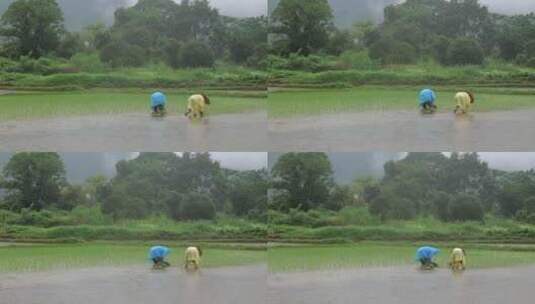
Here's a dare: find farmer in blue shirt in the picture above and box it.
[151,91,167,115]
[416,246,440,269]
[149,245,171,268]
[419,88,437,113]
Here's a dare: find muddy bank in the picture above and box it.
[269,109,535,151]
[0,264,266,304]
[268,265,535,304]
[0,111,267,151]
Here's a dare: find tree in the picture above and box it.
[270,0,334,55]
[325,28,354,56]
[448,193,484,222]
[179,41,214,68]
[445,37,484,66]
[99,40,146,67]
[1,153,66,211]
[179,192,216,220]
[369,38,417,64]
[98,0,223,67]
[227,169,268,217]
[0,0,64,58]
[271,153,334,211]
[326,184,354,211]
[56,32,83,59]
[227,16,268,64]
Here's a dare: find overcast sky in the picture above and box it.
[209,0,266,17]
[124,0,266,17]
[180,152,267,170]
[0,152,267,184]
[479,0,535,14]
[269,152,535,184]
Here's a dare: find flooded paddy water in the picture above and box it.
[0,264,267,304]
[269,109,535,151]
[268,265,535,304]
[0,111,268,151]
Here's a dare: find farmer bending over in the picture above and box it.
[416,246,440,269]
[419,89,438,113]
[151,91,167,115]
[149,245,171,269]
[449,248,466,271]
[185,246,202,271]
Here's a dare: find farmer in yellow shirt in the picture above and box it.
[454,91,475,115]
[449,247,466,271]
[184,246,202,271]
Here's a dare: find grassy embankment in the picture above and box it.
[269,63,535,88]
[269,242,535,272]
[268,86,535,118]
[0,215,267,243]
[269,217,535,244]
[0,65,268,91]
[0,90,266,121]
[0,242,266,273]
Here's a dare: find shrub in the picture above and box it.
[445,38,484,66]
[336,50,378,70]
[69,53,108,73]
[448,193,484,222]
[70,205,110,225]
[263,54,332,72]
[369,38,417,64]
[100,41,146,67]
[337,206,379,226]
[179,41,215,68]
[179,192,216,220]
[13,209,71,228]
[525,57,535,68]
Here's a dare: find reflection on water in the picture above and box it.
[0,112,268,151]
[0,265,267,304]
[269,109,535,151]
[268,265,535,304]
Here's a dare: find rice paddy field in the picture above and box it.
[0,242,266,273]
[0,90,266,121]
[268,86,535,118]
[268,243,535,273]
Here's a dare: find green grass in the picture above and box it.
[0,65,268,90]
[0,90,266,120]
[2,221,267,242]
[0,243,266,273]
[269,63,535,87]
[270,217,535,243]
[268,86,535,118]
[269,243,535,273]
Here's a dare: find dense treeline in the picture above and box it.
[269,0,535,69]
[270,152,535,226]
[0,0,267,71]
[0,152,267,227]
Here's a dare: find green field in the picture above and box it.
[269,243,535,272]
[0,90,266,120]
[268,86,535,118]
[2,219,267,243]
[269,64,535,88]
[269,216,535,243]
[0,65,268,90]
[0,242,266,273]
